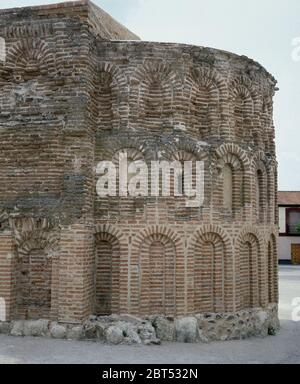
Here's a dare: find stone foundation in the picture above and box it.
[0,305,279,345]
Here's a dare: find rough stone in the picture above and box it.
[67,326,83,340]
[137,322,157,342]
[0,304,280,343]
[50,323,67,339]
[84,321,106,340]
[0,322,11,335]
[198,329,209,344]
[175,317,199,343]
[23,320,49,337]
[10,321,25,337]
[152,317,175,342]
[105,326,124,345]
[123,329,142,345]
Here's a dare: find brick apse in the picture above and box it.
[0,1,279,337]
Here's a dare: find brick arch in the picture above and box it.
[94,224,125,244]
[169,150,197,161]
[94,139,152,219]
[132,226,184,247]
[95,137,152,201]
[94,224,128,313]
[16,234,58,259]
[11,218,60,321]
[251,150,273,173]
[98,62,127,88]
[159,142,209,207]
[191,66,228,97]
[184,66,228,140]
[252,150,269,165]
[267,165,276,224]
[130,61,177,131]
[111,148,145,166]
[131,60,177,94]
[235,226,264,248]
[214,144,251,215]
[94,231,121,315]
[109,146,149,199]
[99,135,153,163]
[253,158,268,224]
[13,218,60,258]
[252,151,275,224]
[131,226,185,316]
[235,228,264,310]
[218,152,243,170]
[162,137,208,162]
[188,225,234,313]
[216,143,251,168]
[95,62,129,131]
[229,75,261,143]
[230,75,261,114]
[5,39,56,81]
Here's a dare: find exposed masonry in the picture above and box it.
[0,1,279,343]
[0,304,279,344]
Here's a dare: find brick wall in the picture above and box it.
[0,1,278,323]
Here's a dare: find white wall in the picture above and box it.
[279,207,286,234]
[278,236,300,261]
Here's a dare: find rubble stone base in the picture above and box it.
[0,305,279,345]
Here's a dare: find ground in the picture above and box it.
[0,265,299,365]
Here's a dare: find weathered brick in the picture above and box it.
[0,1,278,331]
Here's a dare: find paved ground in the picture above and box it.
[0,265,299,364]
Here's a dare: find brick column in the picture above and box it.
[0,231,15,321]
[58,223,94,323]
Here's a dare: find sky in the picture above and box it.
[3,0,300,191]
